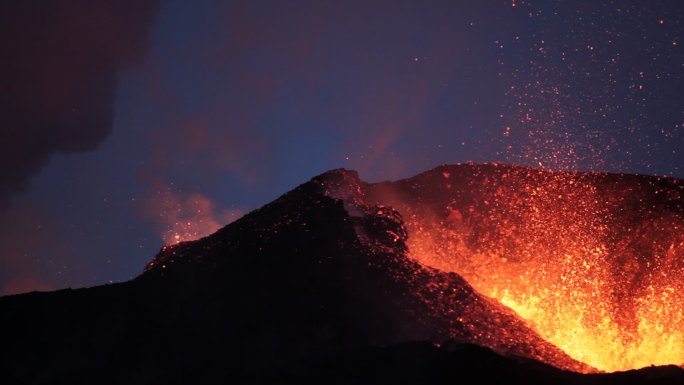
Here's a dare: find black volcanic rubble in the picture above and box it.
[1,165,683,384]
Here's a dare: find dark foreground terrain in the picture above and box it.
[1,164,683,384]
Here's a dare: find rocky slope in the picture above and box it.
[1,164,682,384]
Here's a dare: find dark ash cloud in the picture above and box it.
[0,0,161,210]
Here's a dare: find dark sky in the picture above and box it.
[1,0,682,295]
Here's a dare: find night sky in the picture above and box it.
[1,0,683,296]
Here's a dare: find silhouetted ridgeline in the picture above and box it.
[1,164,683,384]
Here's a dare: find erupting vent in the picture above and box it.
[366,164,684,372]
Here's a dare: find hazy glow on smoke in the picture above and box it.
[153,188,243,245]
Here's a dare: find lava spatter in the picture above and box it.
[365,163,684,372]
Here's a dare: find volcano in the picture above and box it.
[1,164,684,384]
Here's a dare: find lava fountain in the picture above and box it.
[366,163,684,372]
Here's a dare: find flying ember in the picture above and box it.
[366,163,684,372]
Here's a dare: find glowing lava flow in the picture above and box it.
[369,164,684,372]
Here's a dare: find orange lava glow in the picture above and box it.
[383,165,684,372]
[157,192,244,245]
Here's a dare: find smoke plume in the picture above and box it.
[0,0,161,211]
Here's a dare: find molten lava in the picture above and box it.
[366,164,684,372]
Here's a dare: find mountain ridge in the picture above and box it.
[2,163,683,384]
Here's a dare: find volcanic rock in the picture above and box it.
[1,164,683,384]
